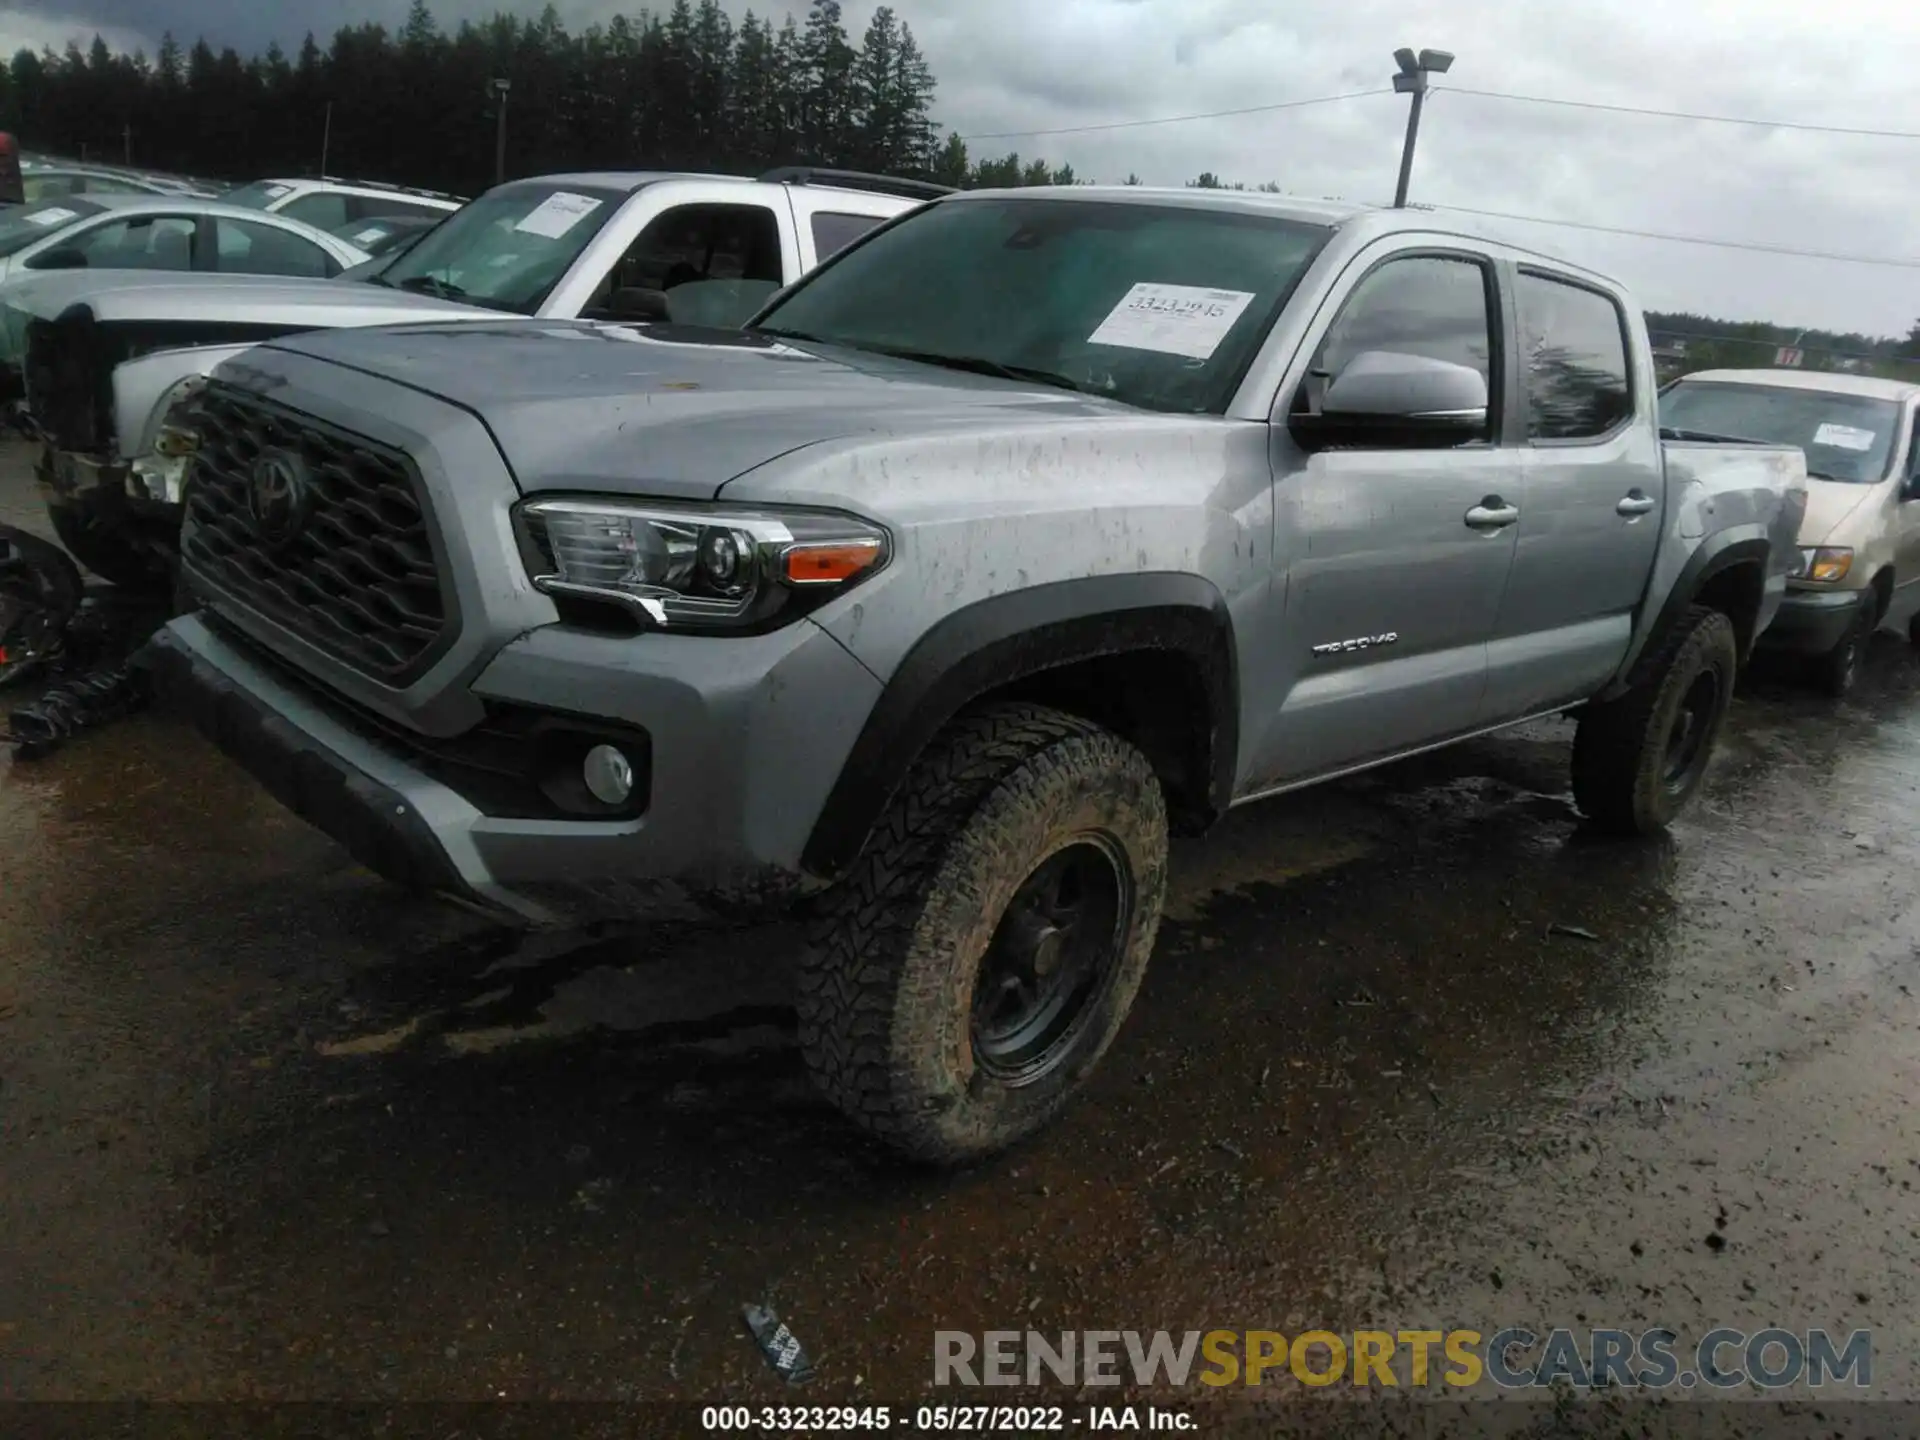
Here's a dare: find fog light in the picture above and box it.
[582,744,633,805]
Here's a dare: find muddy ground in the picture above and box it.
[1,443,1916,1433]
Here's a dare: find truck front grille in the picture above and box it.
[180,383,452,684]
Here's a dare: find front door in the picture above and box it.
[1250,248,1520,787]
[1889,406,1920,630]
[1486,268,1663,719]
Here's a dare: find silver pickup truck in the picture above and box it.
[5,167,935,589]
[144,186,1807,1163]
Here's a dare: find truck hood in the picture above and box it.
[1796,476,1879,547]
[0,269,487,326]
[249,318,1128,496]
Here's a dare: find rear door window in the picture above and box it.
[213,217,339,277]
[811,210,884,260]
[1515,271,1634,440]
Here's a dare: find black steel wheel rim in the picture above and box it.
[1662,668,1721,794]
[970,833,1133,1087]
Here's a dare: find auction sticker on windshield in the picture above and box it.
[1089,282,1256,360]
[515,192,603,240]
[1813,422,1876,452]
[26,207,76,227]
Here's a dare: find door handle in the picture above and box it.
[1616,490,1657,516]
[1464,497,1519,530]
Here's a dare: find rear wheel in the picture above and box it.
[797,703,1169,1165]
[1571,606,1737,835]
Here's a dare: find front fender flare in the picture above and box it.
[801,573,1238,880]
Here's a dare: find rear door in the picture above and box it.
[1252,245,1522,786]
[784,191,903,271]
[1485,267,1661,719]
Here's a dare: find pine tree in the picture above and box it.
[930,132,969,188]
[799,0,855,163]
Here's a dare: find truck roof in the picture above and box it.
[949,185,1625,290]
[522,170,926,203]
[1675,368,1920,403]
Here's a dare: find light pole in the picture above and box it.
[490,77,511,185]
[1391,46,1454,208]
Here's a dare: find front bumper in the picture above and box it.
[1755,587,1865,656]
[144,609,884,925]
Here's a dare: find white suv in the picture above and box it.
[220,177,466,234]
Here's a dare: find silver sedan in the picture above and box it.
[0,194,371,287]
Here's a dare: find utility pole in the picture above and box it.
[1391,47,1454,208]
[320,100,333,176]
[490,78,511,186]
[122,122,131,165]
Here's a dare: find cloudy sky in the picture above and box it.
[5,0,1918,339]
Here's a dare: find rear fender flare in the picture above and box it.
[801,573,1239,881]
[1602,534,1770,699]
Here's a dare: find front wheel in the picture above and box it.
[797,703,1169,1165]
[1571,606,1738,835]
[1814,601,1872,698]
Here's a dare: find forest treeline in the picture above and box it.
[0,0,1912,355]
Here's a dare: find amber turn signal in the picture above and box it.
[782,537,885,586]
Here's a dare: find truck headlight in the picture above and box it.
[1789,546,1852,583]
[127,375,209,504]
[515,498,889,631]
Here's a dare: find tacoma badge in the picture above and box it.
[1311,632,1399,656]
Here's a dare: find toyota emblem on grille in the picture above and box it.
[247,448,311,546]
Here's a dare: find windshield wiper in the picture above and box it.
[752,324,826,344]
[857,344,1093,395]
[1660,426,1768,445]
[394,273,468,300]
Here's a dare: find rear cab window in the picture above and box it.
[1515,270,1634,441]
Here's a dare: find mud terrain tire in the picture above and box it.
[1571,605,1737,836]
[797,702,1169,1165]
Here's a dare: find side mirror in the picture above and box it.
[1290,349,1490,451]
[30,247,88,271]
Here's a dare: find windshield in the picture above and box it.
[0,198,104,257]
[1660,379,1903,484]
[371,182,625,314]
[221,181,295,211]
[752,197,1333,414]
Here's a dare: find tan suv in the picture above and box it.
[1661,369,1920,695]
